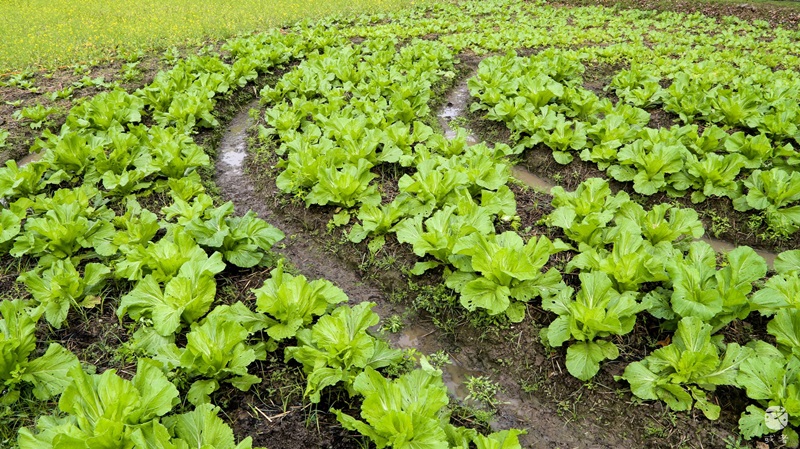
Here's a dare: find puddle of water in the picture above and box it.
[442,361,480,400]
[18,151,43,167]
[221,151,246,168]
[437,72,479,146]
[702,236,776,269]
[510,166,554,194]
[394,324,481,400]
[395,325,432,349]
[216,100,259,176]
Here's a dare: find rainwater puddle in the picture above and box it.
[702,236,777,268]
[217,100,259,176]
[17,151,43,167]
[437,71,479,145]
[510,166,555,193]
[394,324,480,400]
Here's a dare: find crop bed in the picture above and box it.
[2,0,800,448]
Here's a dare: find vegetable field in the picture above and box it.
[2,0,800,448]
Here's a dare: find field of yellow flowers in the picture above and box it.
[0,0,414,71]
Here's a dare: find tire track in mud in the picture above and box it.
[214,101,631,449]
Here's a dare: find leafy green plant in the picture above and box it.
[333,359,525,449]
[751,250,800,316]
[333,362,452,449]
[445,231,566,322]
[647,242,768,331]
[64,89,144,132]
[18,259,111,328]
[165,199,284,268]
[150,304,269,405]
[734,168,800,237]
[12,104,59,129]
[541,271,642,380]
[545,178,630,248]
[11,197,116,266]
[0,128,9,149]
[620,316,750,420]
[18,359,179,448]
[567,221,673,293]
[285,302,403,403]
[252,260,348,341]
[0,300,79,404]
[606,140,686,196]
[117,251,226,336]
[736,342,800,443]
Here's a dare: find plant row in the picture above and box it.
[469,50,800,236]
[252,7,800,447]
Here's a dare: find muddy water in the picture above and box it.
[437,72,479,145]
[702,236,777,268]
[510,166,555,193]
[394,324,480,399]
[17,151,42,167]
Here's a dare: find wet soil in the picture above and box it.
[0,54,168,165]
[554,0,800,28]
[214,97,743,448]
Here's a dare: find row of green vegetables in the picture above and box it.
[249,9,800,447]
[0,18,526,449]
[468,50,800,236]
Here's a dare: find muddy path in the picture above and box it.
[214,102,667,448]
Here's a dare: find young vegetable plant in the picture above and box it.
[18,259,111,328]
[736,341,800,444]
[18,359,179,448]
[333,359,526,449]
[620,316,751,420]
[541,271,643,380]
[0,300,79,404]
[446,231,566,322]
[117,251,226,336]
[252,260,348,341]
[646,242,767,331]
[149,304,270,405]
[285,302,403,403]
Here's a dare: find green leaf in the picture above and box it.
[565,340,618,381]
[165,403,253,449]
[460,277,511,315]
[22,343,80,401]
[739,405,770,439]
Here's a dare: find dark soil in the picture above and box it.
[0,53,171,165]
[554,0,800,28]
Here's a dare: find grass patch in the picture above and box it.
[0,0,421,72]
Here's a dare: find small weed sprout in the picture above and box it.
[428,350,451,369]
[465,375,502,409]
[380,314,404,333]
